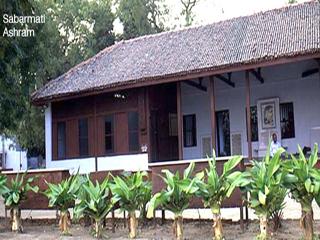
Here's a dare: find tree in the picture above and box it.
[2,173,39,232]
[44,174,80,235]
[282,144,320,240]
[116,0,168,40]
[74,176,115,238]
[111,171,151,239]
[196,153,243,240]
[147,162,203,240]
[0,0,116,157]
[241,148,285,240]
[180,0,201,26]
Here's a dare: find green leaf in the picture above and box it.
[305,178,312,193]
[258,191,266,205]
[223,156,242,175]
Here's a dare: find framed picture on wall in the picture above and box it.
[261,101,276,129]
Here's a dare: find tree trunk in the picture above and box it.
[259,215,268,240]
[11,207,23,232]
[59,210,71,235]
[173,215,183,240]
[300,209,314,240]
[94,220,103,238]
[129,211,138,239]
[212,211,223,240]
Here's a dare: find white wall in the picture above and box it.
[98,153,148,171]
[47,157,96,174]
[182,59,320,159]
[0,136,28,171]
[46,154,148,174]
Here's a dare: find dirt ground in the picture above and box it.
[0,218,319,240]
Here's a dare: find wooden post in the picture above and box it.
[245,70,252,161]
[111,210,115,233]
[209,76,216,152]
[161,209,165,225]
[245,70,252,228]
[146,87,151,163]
[94,95,98,172]
[177,82,183,160]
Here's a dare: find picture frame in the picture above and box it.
[261,101,276,129]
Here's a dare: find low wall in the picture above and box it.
[2,168,70,210]
[149,158,243,209]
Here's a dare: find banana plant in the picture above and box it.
[2,172,39,232]
[241,147,285,240]
[196,153,243,240]
[110,171,151,239]
[147,162,203,240]
[282,143,320,240]
[44,173,80,235]
[74,176,115,238]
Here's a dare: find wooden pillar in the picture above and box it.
[209,76,216,152]
[245,70,252,161]
[177,82,183,160]
[145,87,151,163]
[94,95,98,172]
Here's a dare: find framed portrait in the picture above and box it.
[261,101,276,129]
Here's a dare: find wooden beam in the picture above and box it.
[302,68,319,78]
[215,73,235,88]
[245,71,252,161]
[250,68,264,84]
[209,76,216,153]
[184,79,207,92]
[177,82,183,160]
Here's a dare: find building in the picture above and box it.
[0,136,28,171]
[32,2,320,174]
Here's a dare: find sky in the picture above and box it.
[168,0,310,27]
[114,0,310,33]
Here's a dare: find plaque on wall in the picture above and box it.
[257,98,281,154]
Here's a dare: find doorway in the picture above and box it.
[216,110,231,156]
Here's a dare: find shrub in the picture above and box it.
[44,173,80,235]
[111,171,151,239]
[282,144,320,240]
[196,153,243,240]
[241,148,285,240]
[2,172,38,232]
[74,176,115,238]
[147,162,203,240]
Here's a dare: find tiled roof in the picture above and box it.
[32,1,320,103]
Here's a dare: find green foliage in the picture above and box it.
[2,172,39,207]
[44,173,80,212]
[242,148,285,217]
[197,153,243,213]
[74,176,115,222]
[1,0,115,155]
[117,0,168,39]
[180,0,201,26]
[269,187,286,231]
[111,171,151,213]
[0,174,8,195]
[282,144,320,211]
[147,162,202,217]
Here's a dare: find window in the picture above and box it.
[246,106,259,142]
[280,102,295,139]
[128,112,139,151]
[57,122,66,159]
[183,114,197,147]
[105,115,114,153]
[78,118,89,156]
